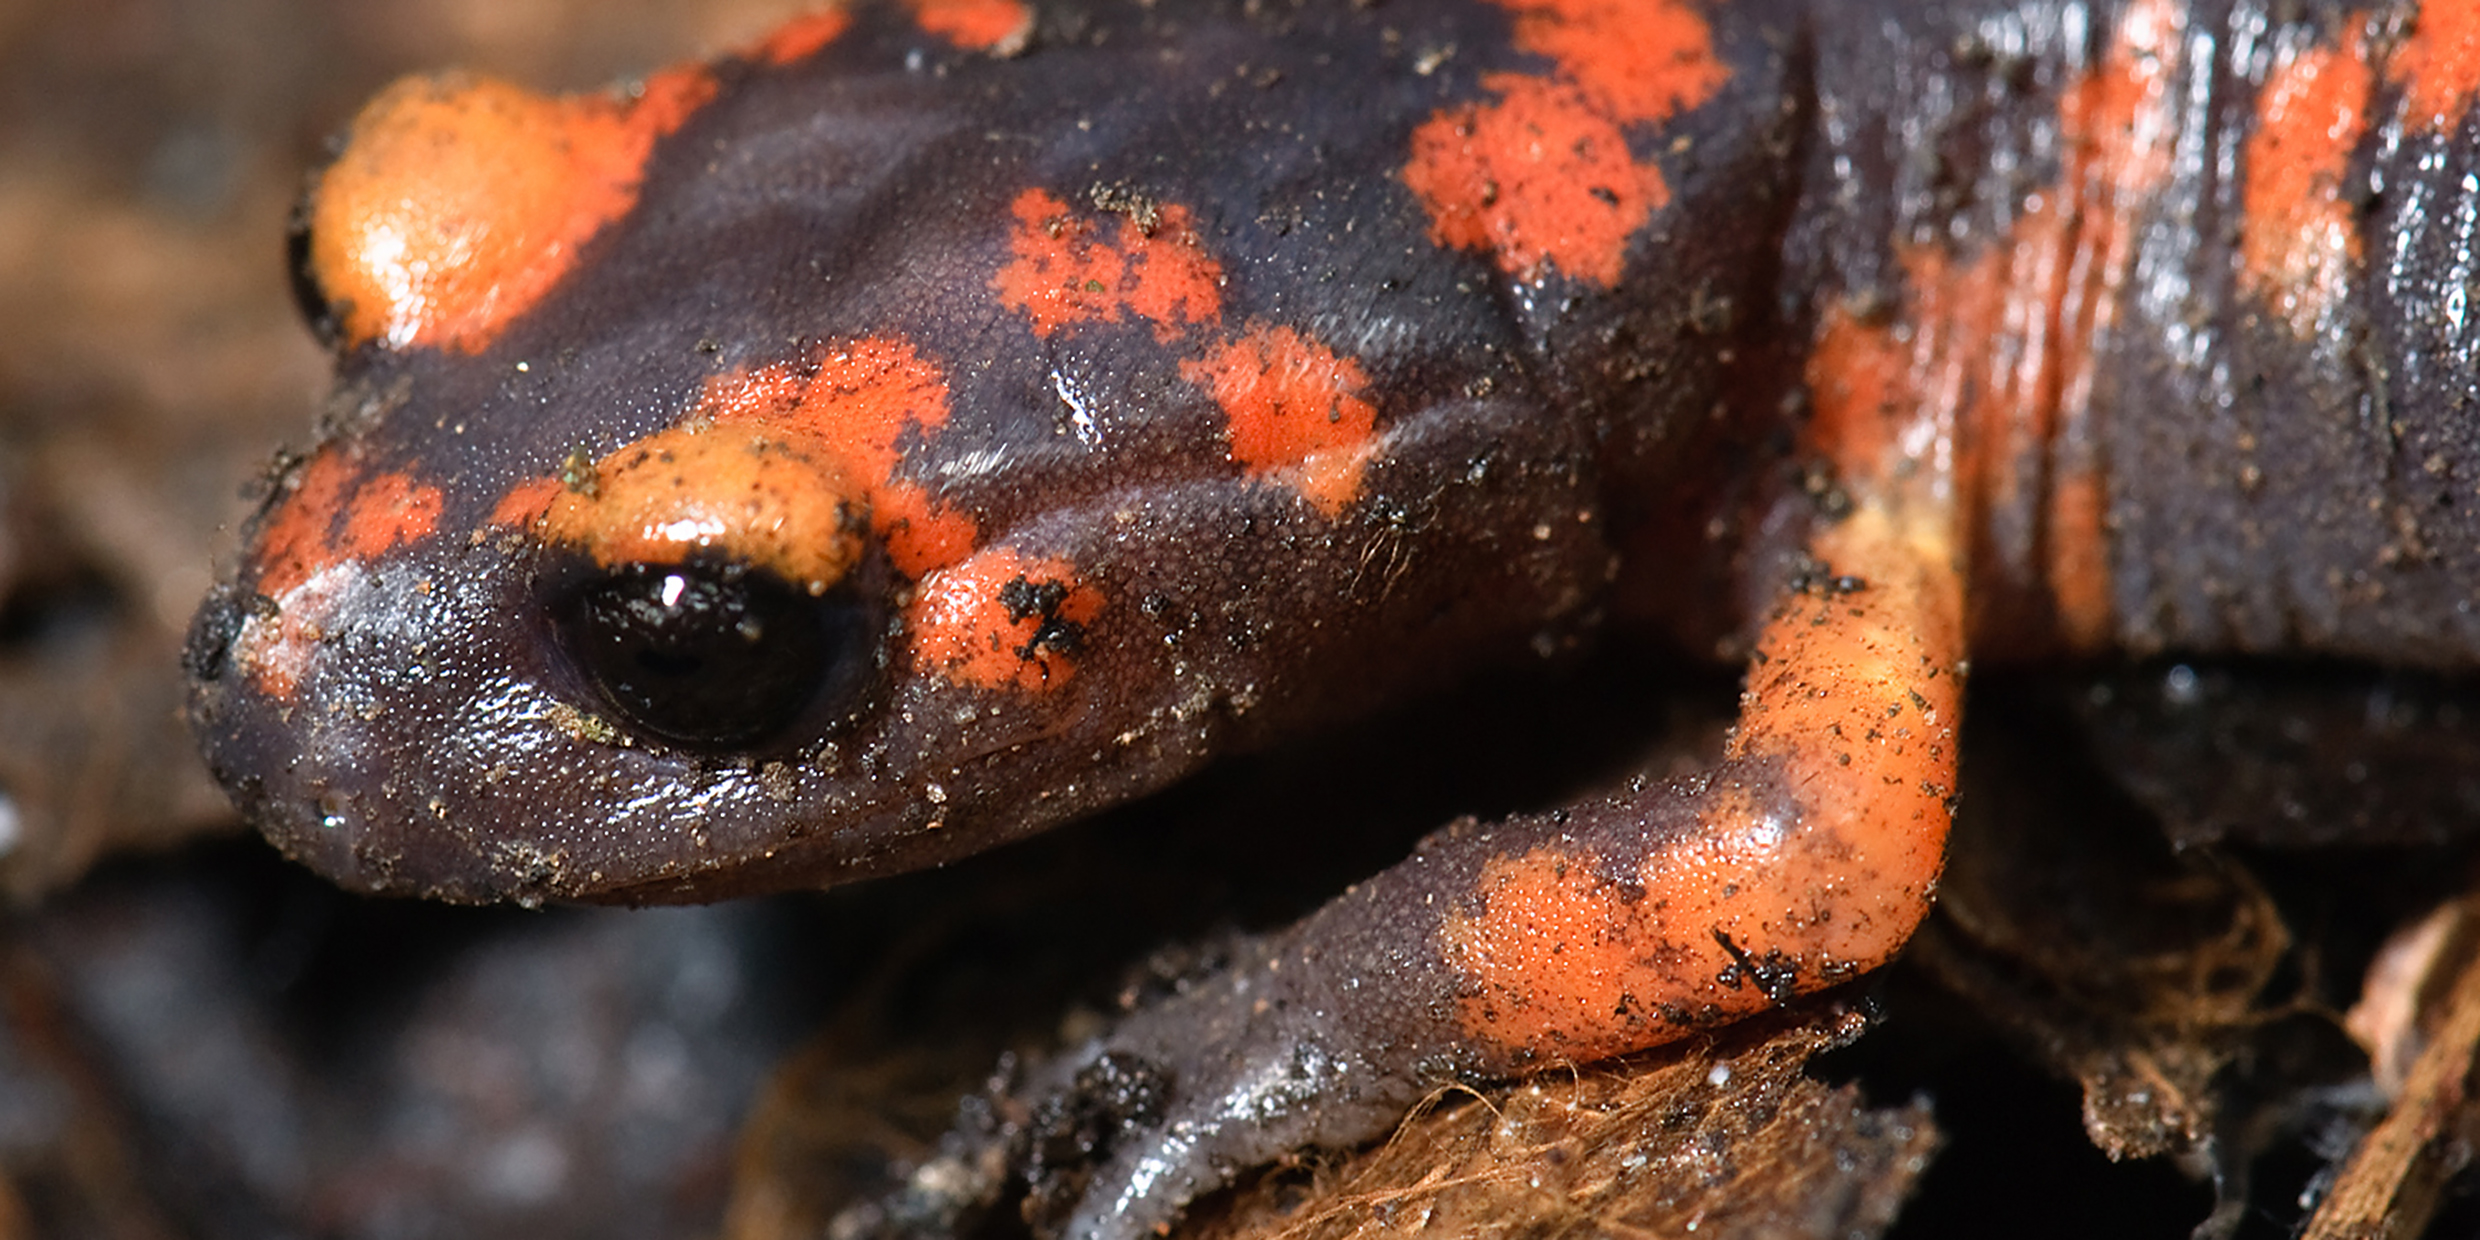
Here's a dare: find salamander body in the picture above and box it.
[186,0,2480,1233]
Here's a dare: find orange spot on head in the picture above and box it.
[991,189,1224,340]
[2389,0,2480,132]
[489,476,564,529]
[500,337,981,594]
[339,472,448,560]
[905,549,1101,692]
[866,484,980,581]
[1491,0,1727,123]
[749,338,955,476]
[751,10,854,65]
[906,0,1034,53]
[309,66,717,353]
[1179,324,1381,516]
[241,451,445,699]
[736,338,977,578]
[535,425,869,594]
[1403,76,1667,286]
[252,451,364,600]
[252,452,445,600]
[2242,21,2372,339]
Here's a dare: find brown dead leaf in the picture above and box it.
[1915,695,2290,1162]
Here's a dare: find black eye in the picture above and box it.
[284,199,341,349]
[552,560,869,750]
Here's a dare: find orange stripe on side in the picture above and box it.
[1811,0,2181,655]
[2035,0,2180,650]
[906,548,1102,692]
[1179,324,1381,517]
[308,66,717,354]
[991,189,1225,341]
[2241,18,2372,339]
[2389,0,2480,132]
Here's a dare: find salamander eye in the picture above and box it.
[551,560,871,750]
[284,199,342,349]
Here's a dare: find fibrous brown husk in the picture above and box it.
[1184,1002,1933,1240]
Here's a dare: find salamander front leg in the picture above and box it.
[1005,492,1968,1240]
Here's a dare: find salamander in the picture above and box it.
[183,0,2480,1234]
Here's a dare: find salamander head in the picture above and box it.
[182,40,1609,905]
[178,57,1262,905]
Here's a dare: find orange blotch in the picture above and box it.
[907,0,1034,53]
[699,357,811,423]
[508,337,978,587]
[750,338,976,577]
[1403,75,1666,286]
[751,10,854,65]
[1491,0,1726,123]
[758,338,955,474]
[2243,22,2372,339]
[252,452,444,600]
[1446,489,1965,1062]
[241,452,444,699]
[488,476,563,528]
[1445,844,1694,1063]
[1180,324,1381,517]
[2389,0,2480,132]
[251,452,364,600]
[704,339,977,579]
[535,426,868,594]
[906,549,1101,692]
[309,66,716,353]
[340,472,448,560]
[867,484,979,582]
[991,188,1224,341]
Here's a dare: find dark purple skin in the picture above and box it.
[185,0,2480,1234]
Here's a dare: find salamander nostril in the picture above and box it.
[181,582,246,683]
[553,560,863,751]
